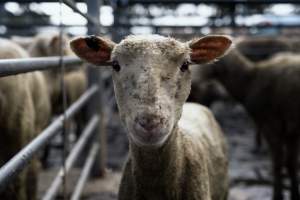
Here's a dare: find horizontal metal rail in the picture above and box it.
[109,24,300,29]
[1,23,300,30]
[42,115,99,200]
[0,56,82,77]
[62,0,98,25]
[0,85,99,192]
[70,143,100,200]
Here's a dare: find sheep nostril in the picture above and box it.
[137,115,161,132]
[139,121,156,132]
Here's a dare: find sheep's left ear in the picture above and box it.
[70,35,115,66]
[189,35,232,64]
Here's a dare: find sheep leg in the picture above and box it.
[286,140,299,200]
[271,145,284,200]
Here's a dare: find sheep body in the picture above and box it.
[206,48,300,200]
[27,69,52,135]
[0,38,38,200]
[28,33,87,113]
[28,33,87,167]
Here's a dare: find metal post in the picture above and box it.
[86,0,106,177]
[229,3,236,28]
[112,3,127,43]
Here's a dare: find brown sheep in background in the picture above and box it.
[189,36,294,107]
[202,46,300,200]
[188,67,230,107]
[236,36,291,62]
[0,38,48,200]
[189,37,300,152]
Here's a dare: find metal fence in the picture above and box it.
[0,0,105,200]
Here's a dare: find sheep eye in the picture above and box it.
[112,60,121,72]
[180,61,190,72]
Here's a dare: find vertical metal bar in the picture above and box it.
[112,4,127,43]
[229,3,236,28]
[58,1,69,199]
[86,0,106,177]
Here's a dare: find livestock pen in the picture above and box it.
[0,1,300,200]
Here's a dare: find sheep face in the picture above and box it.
[70,34,231,147]
[111,35,191,147]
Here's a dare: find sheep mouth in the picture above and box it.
[130,124,169,147]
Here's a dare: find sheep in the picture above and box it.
[188,66,230,107]
[188,36,293,107]
[189,37,298,152]
[27,33,87,167]
[28,32,87,107]
[0,38,45,200]
[201,46,300,200]
[28,33,87,127]
[70,34,232,200]
[11,36,34,50]
[236,36,291,62]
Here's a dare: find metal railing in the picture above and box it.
[0,85,99,191]
[0,0,106,200]
[0,56,81,77]
[62,0,98,25]
[42,115,100,200]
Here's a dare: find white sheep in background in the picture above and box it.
[71,34,231,200]
[0,38,49,200]
[28,33,87,113]
[28,33,87,160]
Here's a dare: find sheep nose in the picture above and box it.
[137,114,161,132]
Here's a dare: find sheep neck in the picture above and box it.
[213,49,255,102]
[129,125,185,194]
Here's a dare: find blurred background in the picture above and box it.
[0,0,299,200]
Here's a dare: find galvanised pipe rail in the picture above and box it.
[1,23,300,29]
[42,115,99,200]
[0,56,82,77]
[70,143,100,200]
[0,85,99,192]
[62,0,99,25]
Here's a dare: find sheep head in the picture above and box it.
[70,34,231,147]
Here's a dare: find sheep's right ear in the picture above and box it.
[189,35,232,64]
[70,35,115,66]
